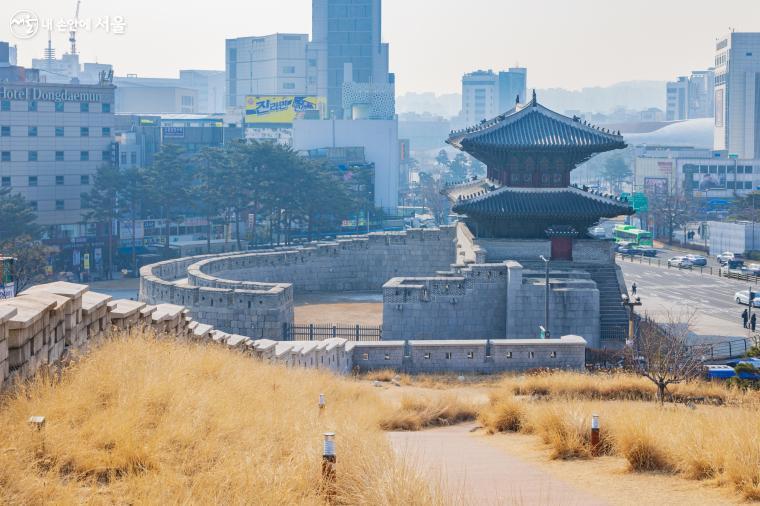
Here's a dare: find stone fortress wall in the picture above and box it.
[0,282,587,389]
[140,227,458,339]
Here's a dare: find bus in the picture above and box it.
[613,225,654,247]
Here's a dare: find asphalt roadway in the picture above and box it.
[619,259,756,344]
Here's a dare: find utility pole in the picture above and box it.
[540,255,550,338]
[622,294,643,342]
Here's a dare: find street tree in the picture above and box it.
[449,153,469,181]
[628,312,705,404]
[86,161,123,279]
[647,190,694,244]
[730,191,760,222]
[0,235,49,292]
[193,147,228,253]
[0,187,40,241]
[435,149,450,168]
[600,154,632,193]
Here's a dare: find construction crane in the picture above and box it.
[68,0,81,55]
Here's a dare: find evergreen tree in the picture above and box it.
[0,187,40,241]
[85,161,122,278]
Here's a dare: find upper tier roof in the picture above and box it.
[451,185,634,219]
[447,92,627,153]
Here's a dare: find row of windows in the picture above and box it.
[0,150,107,162]
[0,100,111,113]
[1,175,90,187]
[687,164,757,174]
[24,199,84,212]
[0,126,111,137]
[361,351,560,361]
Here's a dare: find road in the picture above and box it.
[618,259,755,344]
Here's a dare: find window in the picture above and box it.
[283,82,296,90]
[80,127,89,137]
[467,351,475,359]
[29,201,37,211]
[55,151,64,161]
[1,176,9,187]
[80,151,89,161]
[505,351,512,359]
[55,200,64,211]
[28,151,38,161]
[745,181,753,190]
[80,102,89,112]
[528,351,535,359]
[130,153,137,164]
[550,351,557,358]
[1,100,9,111]
[102,127,111,137]
[282,65,296,74]
[181,96,194,107]
[28,101,37,112]
[55,127,64,137]
[384,353,391,361]
[445,352,453,360]
[1,152,10,162]
[101,103,111,113]
[120,152,127,164]
[56,175,64,185]
[28,176,37,187]
[80,175,90,185]
[1,126,9,137]
[103,150,112,161]
[81,193,89,208]
[361,352,369,360]
[28,126,38,137]
[55,102,64,112]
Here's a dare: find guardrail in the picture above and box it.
[696,337,754,362]
[615,254,760,284]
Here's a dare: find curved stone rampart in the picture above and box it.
[139,227,457,339]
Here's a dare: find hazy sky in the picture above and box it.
[3,0,759,94]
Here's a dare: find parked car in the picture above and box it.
[684,254,707,266]
[718,251,744,265]
[743,263,760,276]
[668,256,693,268]
[635,247,658,257]
[734,289,760,307]
[615,241,633,253]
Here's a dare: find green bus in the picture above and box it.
[613,225,654,247]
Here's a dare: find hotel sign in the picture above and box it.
[0,86,104,103]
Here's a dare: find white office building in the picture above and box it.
[666,70,714,122]
[666,77,689,121]
[461,70,499,125]
[714,32,760,159]
[292,118,399,210]
[0,80,116,230]
[225,34,318,110]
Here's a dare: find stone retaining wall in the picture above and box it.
[139,227,457,339]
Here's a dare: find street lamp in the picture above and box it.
[540,255,550,338]
[621,294,643,341]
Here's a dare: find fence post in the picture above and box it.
[355,324,360,341]
[729,341,732,357]
[332,325,337,338]
[309,324,314,341]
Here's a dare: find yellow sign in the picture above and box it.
[245,96,324,124]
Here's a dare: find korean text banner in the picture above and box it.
[245,96,324,124]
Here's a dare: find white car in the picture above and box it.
[735,290,760,307]
[667,256,693,268]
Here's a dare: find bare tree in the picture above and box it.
[628,312,706,404]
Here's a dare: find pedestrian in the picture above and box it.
[743,308,749,328]
[631,282,637,295]
[752,313,757,332]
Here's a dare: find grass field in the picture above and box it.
[0,331,440,505]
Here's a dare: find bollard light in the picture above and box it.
[590,414,600,456]
[28,416,45,430]
[322,432,337,492]
[319,393,326,410]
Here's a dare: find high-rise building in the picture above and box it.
[666,76,689,121]
[461,70,499,125]
[498,67,528,112]
[0,42,17,67]
[714,32,760,158]
[225,34,318,110]
[311,0,393,119]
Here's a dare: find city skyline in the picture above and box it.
[2,0,760,95]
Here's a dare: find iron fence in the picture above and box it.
[615,253,760,283]
[284,323,382,341]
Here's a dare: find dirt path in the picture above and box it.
[388,422,741,506]
[388,423,607,506]
[294,292,382,325]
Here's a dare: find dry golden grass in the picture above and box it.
[0,330,443,505]
[498,370,754,405]
[362,369,502,389]
[480,393,760,500]
[378,393,478,431]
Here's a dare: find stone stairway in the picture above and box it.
[520,261,629,341]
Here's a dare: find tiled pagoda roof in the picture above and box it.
[447,93,626,153]
[451,185,634,219]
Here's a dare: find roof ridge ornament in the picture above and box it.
[531,89,537,107]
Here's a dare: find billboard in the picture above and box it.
[644,177,668,195]
[693,172,726,191]
[245,96,324,124]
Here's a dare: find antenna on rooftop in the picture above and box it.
[68,0,82,55]
[44,30,55,69]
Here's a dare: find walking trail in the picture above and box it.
[388,423,606,506]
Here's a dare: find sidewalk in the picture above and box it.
[388,424,606,506]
